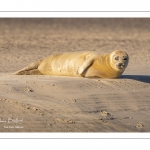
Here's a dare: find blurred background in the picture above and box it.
[0,18,150,74]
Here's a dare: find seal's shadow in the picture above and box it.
[121,75,150,84]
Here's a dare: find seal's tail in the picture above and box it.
[13,60,43,75]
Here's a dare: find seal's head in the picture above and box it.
[110,50,129,71]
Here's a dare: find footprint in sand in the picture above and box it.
[136,123,144,128]
[100,110,111,117]
[55,118,75,124]
[99,119,108,123]
[24,87,33,92]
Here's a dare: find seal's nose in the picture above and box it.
[117,63,124,69]
[118,63,124,67]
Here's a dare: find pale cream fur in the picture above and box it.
[14,50,129,78]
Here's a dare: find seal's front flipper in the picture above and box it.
[77,55,96,75]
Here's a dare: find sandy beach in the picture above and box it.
[0,18,150,132]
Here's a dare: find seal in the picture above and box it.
[14,50,129,78]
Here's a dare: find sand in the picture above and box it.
[0,18,150,132]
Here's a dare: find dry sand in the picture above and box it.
[0,18,150,132]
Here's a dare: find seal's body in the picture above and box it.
[14,50,129,78]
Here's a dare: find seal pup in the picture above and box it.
[14,50,129,78]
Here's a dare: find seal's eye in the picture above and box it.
[115,56,119,60]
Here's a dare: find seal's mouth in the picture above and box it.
[116,63,125,69]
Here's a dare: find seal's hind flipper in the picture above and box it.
[13,60,42,75]
[14,69,42,75]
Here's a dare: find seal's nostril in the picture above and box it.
[116,63,125,69]
[118,63,123,66]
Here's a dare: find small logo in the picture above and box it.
[0,117,24,129]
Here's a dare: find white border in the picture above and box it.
[0,0,150,11]
[0,1,150,147]
[0,133,150,139]
[1,138,149,150]
[0,12,150,18]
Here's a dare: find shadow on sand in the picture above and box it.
[121,75,150,84]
